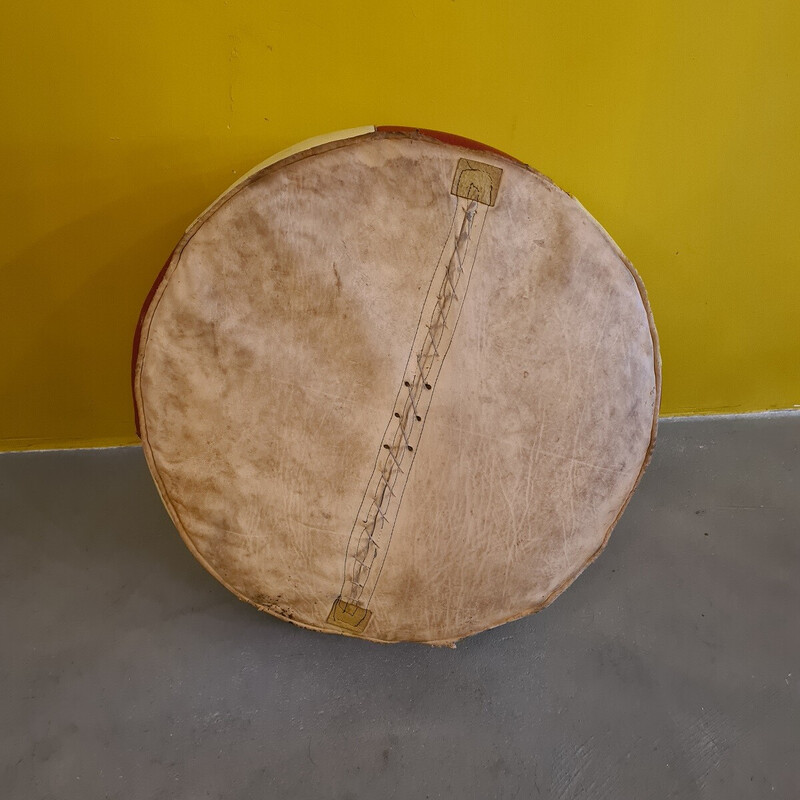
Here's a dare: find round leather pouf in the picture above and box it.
[133,126,660,645]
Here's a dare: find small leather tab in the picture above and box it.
[451,158,503,206]
[327,598,372,633]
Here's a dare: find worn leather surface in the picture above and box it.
[134,130,660,644]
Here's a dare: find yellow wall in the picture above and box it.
[2,1,798,450]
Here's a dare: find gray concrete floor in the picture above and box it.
[1,415,798,799]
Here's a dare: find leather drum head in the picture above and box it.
[133,127,660,645]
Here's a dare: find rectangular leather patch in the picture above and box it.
[451,158,503,206]
[327,598,372,633]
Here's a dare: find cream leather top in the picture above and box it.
[134,128,660,645]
